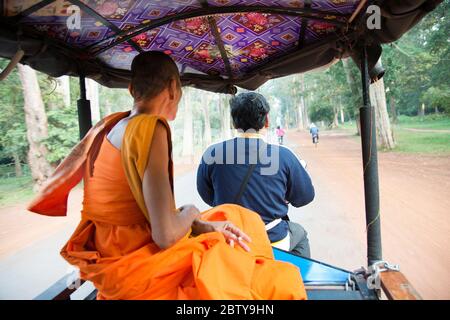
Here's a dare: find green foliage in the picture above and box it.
[0,59,28,164]
[422,87,450,113]
[44,106,79,164]
[382,0,449,116]
[258,0,450,125]
[309,103,334,125]
[98,86,133,115]
[0,175,35,207]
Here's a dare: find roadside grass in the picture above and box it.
[396,114,450,130]
[336,115,450,155]
[392,129,450,154]
[0,175,35,208]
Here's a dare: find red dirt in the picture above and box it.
[0,132,448,299]
[0,160,197,259]
[286,129,450,300]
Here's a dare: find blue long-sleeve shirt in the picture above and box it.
[196,137,315,242]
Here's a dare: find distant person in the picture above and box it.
[197,92,315,257]
[276,125,285,145]
[310,123,319,144]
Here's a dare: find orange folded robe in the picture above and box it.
[29,113,307,300]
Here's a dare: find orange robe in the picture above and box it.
[29,113,307,300]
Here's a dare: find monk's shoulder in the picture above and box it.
[127,114,169,133]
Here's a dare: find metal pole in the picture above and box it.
[77,75,92,140]
[359,46,382,266]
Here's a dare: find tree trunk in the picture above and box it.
[182,87,194,158]
[285,111,290,130]
[56,76,71,108]
[418,103,425,121]
[291,76,303,130]
[369,77,395,150]
[17,64,52,187]
[339,96,345,123]
[220,95,232,139]
[298,101,304,130]
[333,106,339,128]
[342,58,362,135]
[202,95,212,147]
[103,100,112,117]
[13,152,23,177]
[299,74,310,129]
[86,78,100,124]
[356,113,361,136]
[390,96,398,124]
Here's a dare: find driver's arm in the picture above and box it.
[285,152,315,207]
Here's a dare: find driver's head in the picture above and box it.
[230,92,270,132]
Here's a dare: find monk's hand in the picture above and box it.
[217,221,252,252]
[192,220,252,252]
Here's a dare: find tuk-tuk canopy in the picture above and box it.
[0,0,442,93]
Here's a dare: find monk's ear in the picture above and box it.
[128,83,133,97]
[264,115,269,128]
[168,78,177,100]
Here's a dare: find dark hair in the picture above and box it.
[130,51,180,102]
[230,92,270,131]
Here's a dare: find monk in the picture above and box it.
[28,51,307,300]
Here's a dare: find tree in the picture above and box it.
[382,0,449,116]
[87,78,101,124]
[369,74,396,149]
[55,76,71,108]
[219,94,232,139]
[98,86,133,117]
[202,94,212,147]
[44,105,79,164]
[0,59,28,177]
[422,87,450,114]
[299,74,310,129]
[342,58,363,134]
[182,87,194,158]
[17,64,52,186]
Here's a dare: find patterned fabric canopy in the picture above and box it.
[2,0,361,76]
[0,0,442,92]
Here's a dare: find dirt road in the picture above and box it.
[286,130,450,300]
[0,130,449,299]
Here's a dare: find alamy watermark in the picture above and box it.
[367,5,381,30]
[66,5,382,31]
[201,129,280,176]
[66,5,81,30]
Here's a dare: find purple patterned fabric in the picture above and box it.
[4,0,361,76]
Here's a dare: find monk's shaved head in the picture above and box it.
[130,51,180,102]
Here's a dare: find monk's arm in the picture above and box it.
[142,122,199,249]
